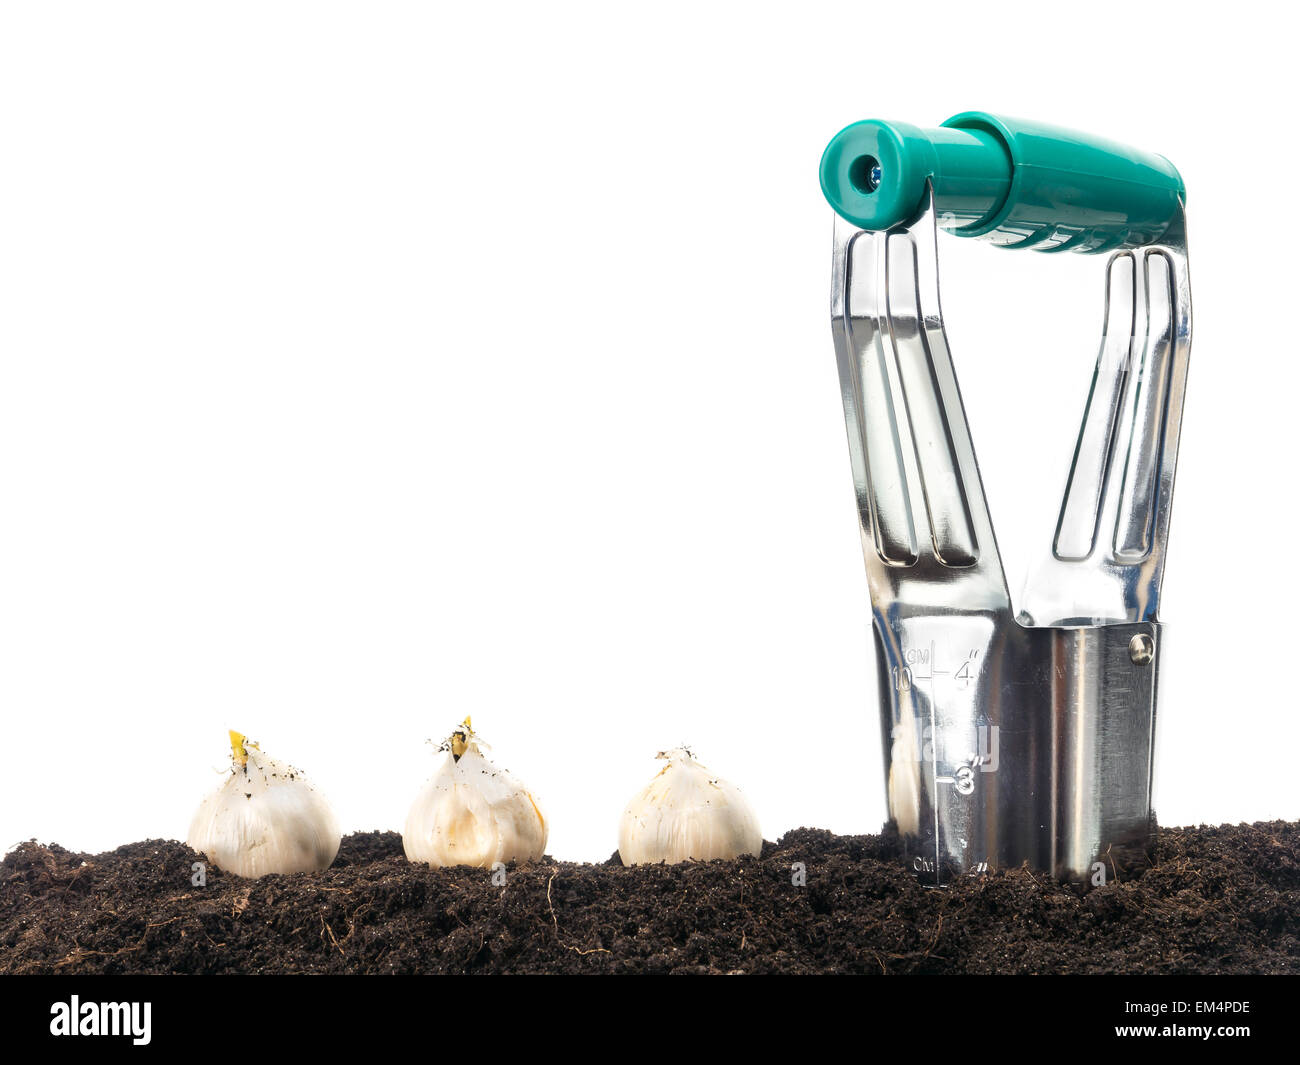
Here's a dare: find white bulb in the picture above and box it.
[618,747,762,866]
[403,718,547,868]
[186,732,340,878]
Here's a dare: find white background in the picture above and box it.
[1,2,1293,863]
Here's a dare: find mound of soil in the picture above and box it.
[2,821,1297,974]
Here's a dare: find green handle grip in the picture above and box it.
[819,112,1185,252]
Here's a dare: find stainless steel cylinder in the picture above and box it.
[876,615,1159,883]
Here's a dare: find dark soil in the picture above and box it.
[2,821,1298,974]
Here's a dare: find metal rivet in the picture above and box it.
[1128,633,1155,665]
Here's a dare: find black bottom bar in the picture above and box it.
[1,974,1289,1050]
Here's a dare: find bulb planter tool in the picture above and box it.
[820,113,1191,884]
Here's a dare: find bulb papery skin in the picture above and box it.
[186,748,341,878]
[403,742,547,868]
[618,749,762,866]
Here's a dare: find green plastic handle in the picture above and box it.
[818,112,1185,252]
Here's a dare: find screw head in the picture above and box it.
[1129,633,1155,666]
